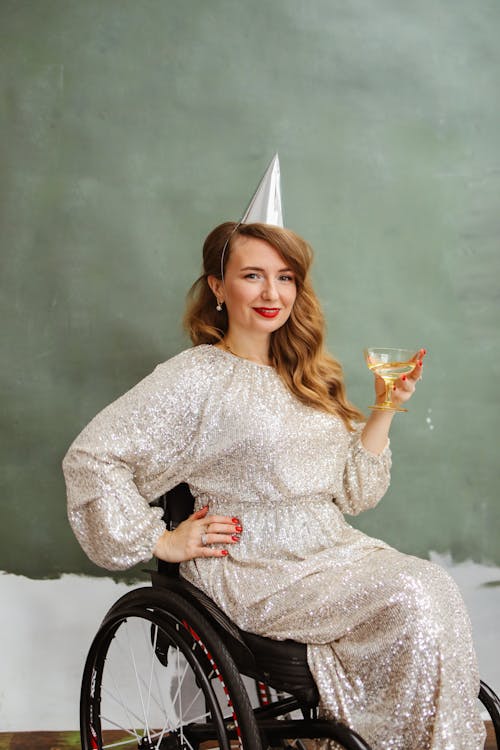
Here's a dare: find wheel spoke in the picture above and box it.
[98,713,142,741]
[145,622,159,723]
[177,646,185,746]
[179,687,208,724]
[101,682,144,730]
[125,621,151,744]
[171,651,190,716]
[99,735,143,749]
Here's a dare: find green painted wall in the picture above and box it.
[1,0,498,578]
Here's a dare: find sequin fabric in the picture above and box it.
[63,345,485,749]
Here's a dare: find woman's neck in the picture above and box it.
[217,333,271,366]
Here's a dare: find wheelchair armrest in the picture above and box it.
[151,482,195,530]
[150,483,195,577]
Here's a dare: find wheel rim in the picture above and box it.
[82,608,240,750]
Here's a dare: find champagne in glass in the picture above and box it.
[364,347,417,412]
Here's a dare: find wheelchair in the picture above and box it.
[80,483,500,749]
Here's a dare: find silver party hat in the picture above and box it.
[241,153,284,227]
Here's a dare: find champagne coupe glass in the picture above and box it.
[364,347,417,412]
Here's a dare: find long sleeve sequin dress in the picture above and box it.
[63,345,485,750]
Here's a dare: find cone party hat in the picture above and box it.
[240,153,283,227]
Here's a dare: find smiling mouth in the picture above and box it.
[253,308,281,318]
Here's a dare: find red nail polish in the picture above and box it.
[402,375,407,381]
[234,525,242,532]
[422,349,427,355]
[221,549,228,556]
[418,360,423,367]
[231,518,239,524]
[393,385,397,391]
[231,535,240,542]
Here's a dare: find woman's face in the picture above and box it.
[210,235,297,340]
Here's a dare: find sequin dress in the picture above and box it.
[63,345,485,750]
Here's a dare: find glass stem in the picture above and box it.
[385,380,393,406]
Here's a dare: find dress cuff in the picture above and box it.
[354,435,391,461]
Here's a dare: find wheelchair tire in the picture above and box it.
[80,587,263,750]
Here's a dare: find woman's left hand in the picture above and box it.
[382,348,426,409]
[363,349,427,454]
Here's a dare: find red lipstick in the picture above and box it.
[253,308,280,318]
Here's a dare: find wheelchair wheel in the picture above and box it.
[80,587,262,750]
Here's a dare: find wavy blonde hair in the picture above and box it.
[184,222,364,429]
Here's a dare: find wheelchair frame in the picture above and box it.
[80,483,500,749]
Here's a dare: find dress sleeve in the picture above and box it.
[62,353,203,570]
[334,423,392,516]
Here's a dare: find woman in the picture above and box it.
[63,221,485,749]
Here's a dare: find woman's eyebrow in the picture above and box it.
[240,266,293,273]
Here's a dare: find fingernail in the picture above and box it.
[221,549,228,556]
[402,375,407,381]
[393,385,397,391]
[234,525,242,532]
[231,518,239,524]
[421,348,427,355]
[231,535,240,542]
[418,360,423,367]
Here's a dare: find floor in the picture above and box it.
[0,725,496,749]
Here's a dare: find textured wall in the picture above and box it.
[1,0,499,577]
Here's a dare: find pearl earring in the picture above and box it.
[216,300,223,312]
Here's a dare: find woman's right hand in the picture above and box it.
[153,505,242,563]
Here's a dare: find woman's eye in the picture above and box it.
[243,272,294,282]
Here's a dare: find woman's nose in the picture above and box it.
[261,279,278,300]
